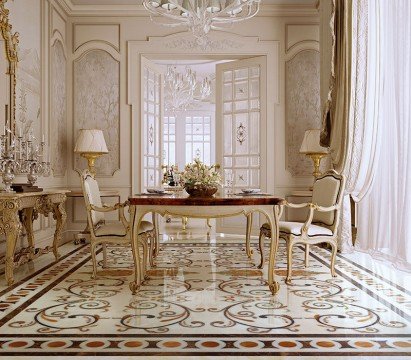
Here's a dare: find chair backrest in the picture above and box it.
[80,170,105,228]
[311,170,346,232]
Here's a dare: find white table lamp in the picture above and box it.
[300,129,329,178]
[74,129,108,177]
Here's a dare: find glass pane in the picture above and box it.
[185,124,192,134]
[234,100,248,112]
[169,124,175,135]
[186,135,192,141]
[234,68,248,80]
[223,70,232,82]
[224,115,233,155]
[234,81,248,100]
[250,66,260,78]
[249,112,260,154]
[204,124,211,134]
[224,157,232,167]
[235,157,248,166]
[186,143,192,163]
[234,113,248,154]
[194,124,203,133]
[224,102,232,113]
[250,99,260,110]
[250,79,259,98]
[193,135,203,142]
[223,83,232,101]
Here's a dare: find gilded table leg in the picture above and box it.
[22,207,35,260]
[267,205,280,295]
[152,212,160,258]
[2,201,22,286]
[129,206,145,294]
[52,201,67,259]
[245,213,253,257]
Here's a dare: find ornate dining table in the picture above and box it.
[128,194,285,295]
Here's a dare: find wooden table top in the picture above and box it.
[129,194,285,206]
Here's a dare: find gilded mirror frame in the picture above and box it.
[0,0,19,135]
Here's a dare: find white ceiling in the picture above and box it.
[70,0,316,5]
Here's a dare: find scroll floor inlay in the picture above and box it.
[0,239,410,358]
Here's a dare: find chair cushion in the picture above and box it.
[261,221,333,237]
[312,174,343,226]
[95,221,153,237]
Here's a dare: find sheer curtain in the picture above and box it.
[356,0,411,271]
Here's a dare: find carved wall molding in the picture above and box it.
[73,49,120,177]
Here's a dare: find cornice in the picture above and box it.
[58,0,318,17]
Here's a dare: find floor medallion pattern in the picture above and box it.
[0,241,410,356]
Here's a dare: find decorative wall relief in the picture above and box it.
[8,0,41,137]
[51,41,67,177]
[286,50,327,176]
[74,49,120,176]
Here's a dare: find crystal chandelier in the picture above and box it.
[165,65,211,112]
[143,0,260,44]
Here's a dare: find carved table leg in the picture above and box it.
[267,205,280,295]
[52,201,67,259]
[2,200,22,286]
[245,213,253,257]
[22,207,35,260]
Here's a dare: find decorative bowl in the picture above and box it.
[184,184,218,197]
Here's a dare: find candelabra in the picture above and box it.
[0,127,51,192]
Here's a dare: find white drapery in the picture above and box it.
[320,0,382,252]
[356,0,411,271]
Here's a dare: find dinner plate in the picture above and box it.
[240,188,261,194]
[146,188,166,194]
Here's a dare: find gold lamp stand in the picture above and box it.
[307,152,327,178]
[80,152,105,178]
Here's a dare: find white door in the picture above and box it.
[216,57,267,235]
[141,57,164,191]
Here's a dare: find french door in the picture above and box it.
[141,57,164,191]
[216,56,267,234]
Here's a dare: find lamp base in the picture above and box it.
[80,152,105,177]
[306,153,327,178]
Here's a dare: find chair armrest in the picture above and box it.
[284,201,311,209]
[89,201,129,213]
[299,203,337,235]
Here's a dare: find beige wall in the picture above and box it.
[1,1,323,254]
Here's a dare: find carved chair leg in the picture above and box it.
[149,234,155,267]
[286,240,293,284]
[5,222,21,286]
[330,241,338,277]
[305,244,310,267]
[90,243,98,279]
[258,230,265,269]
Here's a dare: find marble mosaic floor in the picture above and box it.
[0,230,410,359]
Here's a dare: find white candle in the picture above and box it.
[42,134,45,143]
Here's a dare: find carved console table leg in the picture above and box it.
[52,201,67,259]
[1,200,22,286]
[22,207,35,260]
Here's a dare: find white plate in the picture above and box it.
[241,188,261,194]
[146,188,165,194]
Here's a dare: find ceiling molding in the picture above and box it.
[58,0,318,17]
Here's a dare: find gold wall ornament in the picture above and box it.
[0,0,19,134]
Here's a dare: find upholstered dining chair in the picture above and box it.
[80,170,155,279]
[258,170,346,284]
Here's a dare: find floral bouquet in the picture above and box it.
[180,159,222,197]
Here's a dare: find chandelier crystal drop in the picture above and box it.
[143,0,260,44]
[165,65,212,112]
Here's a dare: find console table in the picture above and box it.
[0,190,69,286]
[128,194,285,295]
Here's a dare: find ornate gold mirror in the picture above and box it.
[0,0,19,135]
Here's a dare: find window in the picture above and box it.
[185,116,212,165]
[163,116,176,166]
